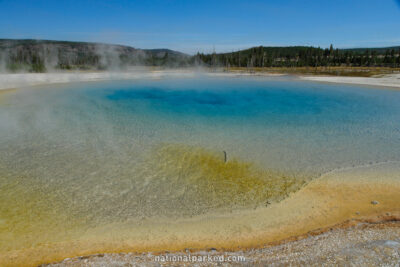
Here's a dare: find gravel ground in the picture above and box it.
[44,221,400,267]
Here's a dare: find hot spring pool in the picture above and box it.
[1,75,400,262]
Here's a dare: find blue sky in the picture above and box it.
[0,0,399,54]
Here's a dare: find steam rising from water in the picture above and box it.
[0,40,192,73]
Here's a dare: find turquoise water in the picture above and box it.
[1,76,400,225]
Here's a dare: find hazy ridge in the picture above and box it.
[0,39,192,72]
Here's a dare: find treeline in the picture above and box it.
[195,45,400,68]
[0,39,192,72]
[1,39,399,72]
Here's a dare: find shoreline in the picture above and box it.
[0,70,399,92]
[299,74,400,90]
[45,219,400,266]
[1,162,400,266]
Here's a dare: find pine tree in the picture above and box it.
[398,48,400,66]
[391,49,396,66]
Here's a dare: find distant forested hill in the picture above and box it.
[0,39,399,72]
[196,45,400,68]
[0,39,191,72]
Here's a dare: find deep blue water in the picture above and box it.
[102,78,395,124]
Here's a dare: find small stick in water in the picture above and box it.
[223,150,227,163]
